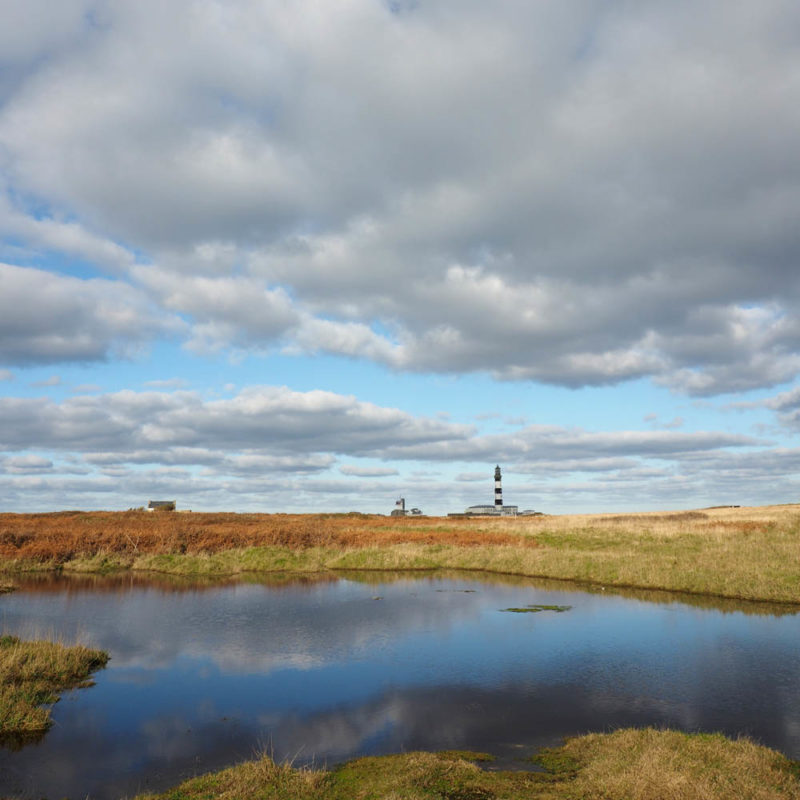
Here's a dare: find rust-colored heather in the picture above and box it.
[0,511,537,563]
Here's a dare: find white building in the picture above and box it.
[465,503,519,517]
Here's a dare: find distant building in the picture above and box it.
[390,498,424,516]
[147,500,176,512]
[465,503,519,516]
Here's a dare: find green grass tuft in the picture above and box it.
[0,634,109,740]
[136,729,800,800]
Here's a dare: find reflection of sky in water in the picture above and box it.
[0,575,799,800]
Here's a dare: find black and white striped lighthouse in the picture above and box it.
[494,465,503,511]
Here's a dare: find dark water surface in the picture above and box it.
[1,572,799,799]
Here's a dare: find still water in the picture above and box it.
[1,572,799,799]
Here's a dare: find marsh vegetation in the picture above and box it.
[0,635,108,741]
[135,729,800,800]
[1,504,799,604]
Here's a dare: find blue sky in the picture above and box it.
[1,0,800,514]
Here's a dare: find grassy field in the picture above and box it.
[136,728,800,800]
[0,634,108,740]
[1,504,799,603]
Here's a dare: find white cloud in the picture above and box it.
[1,454,53,474]
[5,0,800,514]
[0,192,136,273]
[0,385,763,470]
[70,384,102,393]
[340,465,399,477]
[0,382,777,512]
[759,385,800,430]
[0,263,181,365]
[133,267,298,353]
[144,378,189,389]
[31,374,61,387]
[0,386,473,457]
[1,0,800,394]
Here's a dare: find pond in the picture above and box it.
[1,571,799,799]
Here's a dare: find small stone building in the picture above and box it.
[147,500,176,512]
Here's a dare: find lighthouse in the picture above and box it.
[457,464,522,516]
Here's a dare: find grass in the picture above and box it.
[1,504,800,603]
[500,604,572,613]
[136,728,800,800]
[0,634,109,741]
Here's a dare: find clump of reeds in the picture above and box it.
[0,634,109,738]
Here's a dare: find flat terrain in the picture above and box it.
[1,504,798,604]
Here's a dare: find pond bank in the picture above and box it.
[135,728,800,800]
[2,501,800,607]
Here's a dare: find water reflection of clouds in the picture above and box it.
[2,575,800,800]
[10,674,800,800]
[4,578,500,676]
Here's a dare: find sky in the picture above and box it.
[1,0,800,515]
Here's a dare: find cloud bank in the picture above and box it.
[0,0,798,393]
[0,384,790,513]
[2,1,800,513]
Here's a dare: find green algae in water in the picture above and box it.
[500,604,572,613]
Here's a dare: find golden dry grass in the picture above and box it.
[558,728,800,800]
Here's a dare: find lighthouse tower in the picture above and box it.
[494,465,503,511]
